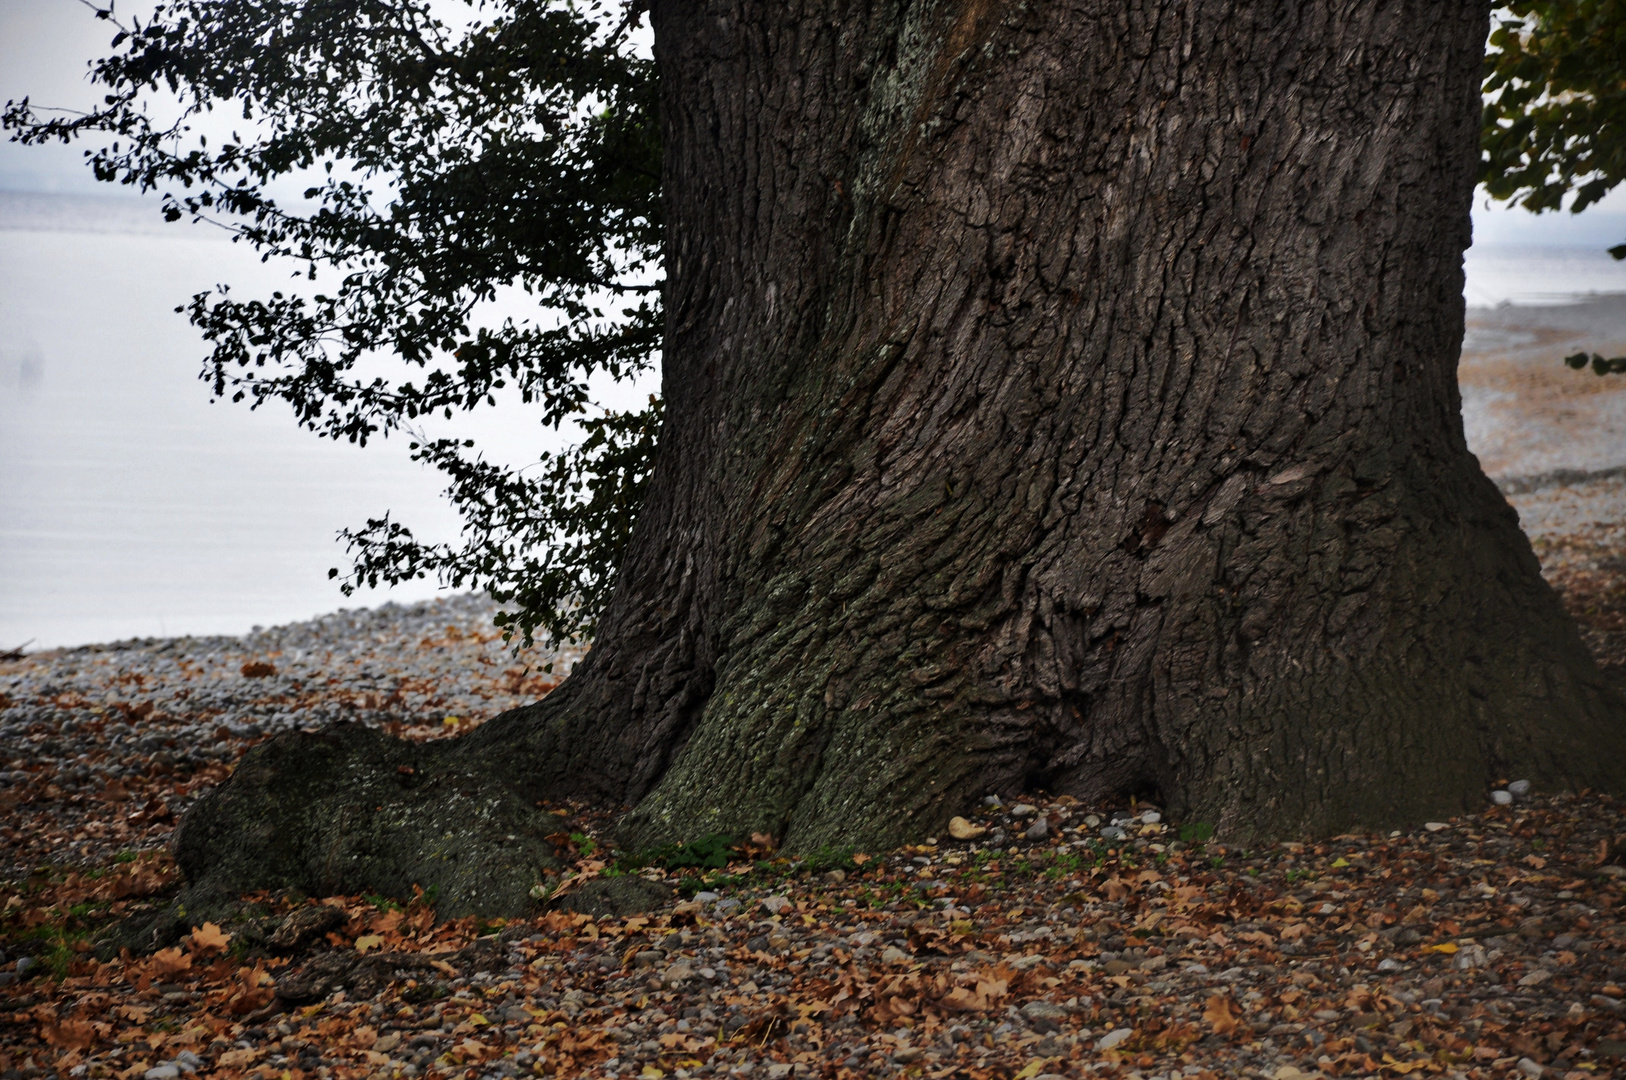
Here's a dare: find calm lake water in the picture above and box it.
[1,194,496,648]
[3,193,1626,649]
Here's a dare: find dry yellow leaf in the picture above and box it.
[188,921,231,952]
[1203,994,1240,1035]
[151,946,192,976]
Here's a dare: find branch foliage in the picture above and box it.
[1482,0,1626,258]
[3,0,663,646]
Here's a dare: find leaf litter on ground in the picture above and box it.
[6,787,1626,1080]
[4,599,1626,1080]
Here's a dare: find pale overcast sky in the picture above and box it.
[2,0,1624,245]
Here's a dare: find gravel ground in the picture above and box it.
[1459,295,1626,669]
[5,791,1626,1080]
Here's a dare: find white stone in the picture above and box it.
[1011,804,1039,816]
[1517,1058,1545,1078]
[1508,779,1532,797]
[144,1069,181,1080]
[1423,822,1448,832]
[881,946,911,965]
[1096,1028,1133,1051]
[762,895,792,915]
[1139,811,1162,824]
[1025,818,1050,841]
[1491,790,1514,805]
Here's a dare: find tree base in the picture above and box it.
[172,723,566,918]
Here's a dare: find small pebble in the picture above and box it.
[1020,1001,1069,1021]
[1491,790,1514,805]
[1508,779,1532,797]
[1096,1028,1132,1051]
[1024,817,1049,841]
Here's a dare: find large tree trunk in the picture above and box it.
[176,0,1626,916]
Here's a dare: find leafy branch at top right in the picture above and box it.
[1482,0,1626,260]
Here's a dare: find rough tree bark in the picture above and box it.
[175,0,1626,917]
